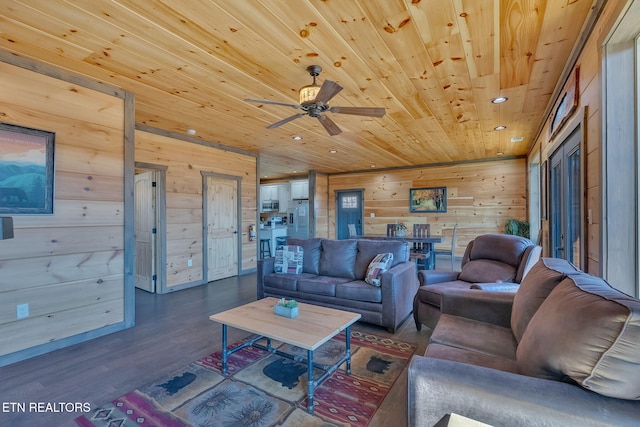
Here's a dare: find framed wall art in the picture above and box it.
[410,187,447,213]
[0,123,55,214]
[550,67,580,139]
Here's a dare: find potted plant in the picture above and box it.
[274,298,299,318]
[504,218,530,239]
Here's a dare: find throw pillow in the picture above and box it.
[365,253,394,287]
[516,273,640,400]
[274,245,303,274]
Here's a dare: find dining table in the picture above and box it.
[356,234,445,270]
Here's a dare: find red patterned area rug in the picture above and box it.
[75,330,415,427]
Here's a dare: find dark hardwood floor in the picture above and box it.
[0,271,435,427]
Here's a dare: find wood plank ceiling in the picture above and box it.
[1,0,596,179]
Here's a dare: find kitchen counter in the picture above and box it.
[259,226,287,257]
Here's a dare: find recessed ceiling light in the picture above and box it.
[329,149,337,154]
[494,125,507,131]
[496,152,504,156]
[187,129,196,135]
[491,97,508,104]
[292,135,303,140]
[370,164,376,168]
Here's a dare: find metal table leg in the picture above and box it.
[221,324,228,374]
[307,349,314,413]
[345,325,352,373]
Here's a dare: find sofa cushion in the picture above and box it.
[336,280,382,303]
[415,281,472,306]
[425,343,519,374]
[468,234,531,266]
[286,238,322,274]
[274,245,303,274]
[431,314,518,361]
[264,273,315,292]
[319,239,358,279]
[516,273,640,400]
[297,276,352,297]
[458,259,517,283]
[364,253,393,287]
[510,258,580,342]
[354,239,409,280]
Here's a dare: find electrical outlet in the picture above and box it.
[17,304,29,319]
[187,258,193,267]
[370,212,375,218]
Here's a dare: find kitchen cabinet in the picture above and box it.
[278,185,290,213]
[261,185,278,202]
[290,180,309,200]
[260,184,289,212]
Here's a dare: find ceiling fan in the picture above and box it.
[245,65,386,136]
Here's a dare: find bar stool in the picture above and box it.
[259,238,271,259]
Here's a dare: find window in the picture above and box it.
[341,195,358,209]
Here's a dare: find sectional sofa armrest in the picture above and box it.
[408,356,640,427]
[380,261,418,332]
[256,257,275,299]
[440,288,515,327]
[470,282,520,292]
[418,269,460,286]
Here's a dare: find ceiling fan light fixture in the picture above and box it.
[299,84,321,105]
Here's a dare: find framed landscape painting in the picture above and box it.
[0,123,55,214]
[410,187,447,213]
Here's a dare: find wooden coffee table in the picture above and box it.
[209,297,361,414]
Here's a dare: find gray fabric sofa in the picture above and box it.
[414,234,541,330]
[408,258,640,426]
[257,238,417,332]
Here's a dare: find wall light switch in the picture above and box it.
[187,259,193,267]
[370,212,375,218]
[17,304,29,319]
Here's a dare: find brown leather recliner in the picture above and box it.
[413,234,541,330]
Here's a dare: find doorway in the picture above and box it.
[203,174,240,281]
[134,165,167,293]
[336,189,364,239]
[549,126,583,268]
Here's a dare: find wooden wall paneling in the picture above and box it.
[135,128,258,287]
[0,58,130,365]
[328,158,526,256]
[0,251,124,292]
[4,226,124,258]
[0,276,123,325]
[0,299,124,356]
[309,171,329,239]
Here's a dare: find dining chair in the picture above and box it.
[386,224,397,236]
[410,223,431,270]
[348,223,357,238]
[433,224,457,270]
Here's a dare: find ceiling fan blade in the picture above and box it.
[314,80,343,104]
[318,115,342,136]
[245,98,301,109]
[329,106,386,118]
[266,113,306,129]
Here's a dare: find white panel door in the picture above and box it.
[206,176,238,281]
[135,171,155,292]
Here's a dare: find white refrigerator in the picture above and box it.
[287,200,310,239]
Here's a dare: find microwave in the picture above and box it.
[262,200,279,212]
